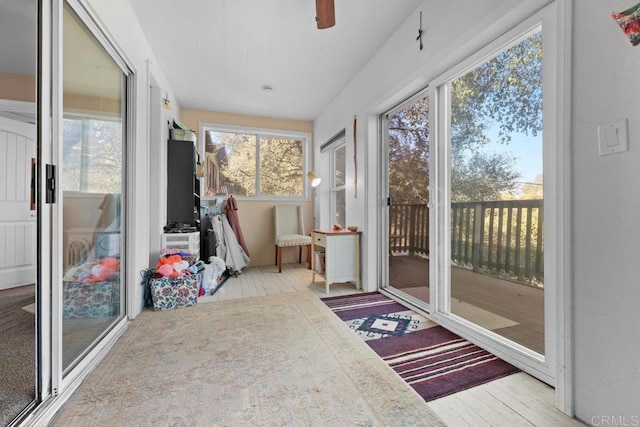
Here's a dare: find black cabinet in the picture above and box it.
[167,139,200,225]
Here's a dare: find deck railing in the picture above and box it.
[389,199,543,285]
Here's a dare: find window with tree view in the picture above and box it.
[201,127,308,199]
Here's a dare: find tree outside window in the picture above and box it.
[202,126,309,199]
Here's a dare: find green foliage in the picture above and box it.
[215,132,303,197]
[388,97,430,204]
[388,32,543,203]
[452,33,542,149]
[259,138,303,197]
[451,152,520,202]
[216,133,256,196]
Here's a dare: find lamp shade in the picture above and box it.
[307,171,322,187]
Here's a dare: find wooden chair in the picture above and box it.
[274,204,312,273]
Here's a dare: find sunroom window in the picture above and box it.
[200,125,310,199]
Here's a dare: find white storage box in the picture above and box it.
[161,232,200,256]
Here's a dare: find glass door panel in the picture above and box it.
[0,0,39,424]
[448,30,544,354]
[331,144,346,228]
[386,94,430,304]
[61,3,126,373]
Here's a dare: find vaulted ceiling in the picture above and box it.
[130,0,422,120]
[0,0,422,121]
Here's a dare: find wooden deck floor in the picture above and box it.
[389,255,544,354]
[200,263,580,426]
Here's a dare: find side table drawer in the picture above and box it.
[313,232,327,248]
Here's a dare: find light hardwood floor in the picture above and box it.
[389,255,545,354]
[200,263,582,426]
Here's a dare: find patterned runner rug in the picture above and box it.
[322,292,519,402]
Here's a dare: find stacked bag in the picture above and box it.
[145,250,204,311]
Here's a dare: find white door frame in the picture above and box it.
[427,0,573,415]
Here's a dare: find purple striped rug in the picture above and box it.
[321,292,519,402]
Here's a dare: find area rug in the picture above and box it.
[53,291,444,426]
[322,292,520,402]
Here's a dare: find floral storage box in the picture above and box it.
[63,280,119,318]
[149,273,201,311]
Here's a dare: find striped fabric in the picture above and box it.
[322,292,519,402]
[321,292,408,321]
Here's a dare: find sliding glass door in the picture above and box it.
[379,5,562,383]
[447,29,545,354]
[0,0,39,425]
[1,0,133,423]
[430,4,563,383]
[59,1,128,374]
[383,91,432,306]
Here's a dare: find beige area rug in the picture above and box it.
[53,292,444,426]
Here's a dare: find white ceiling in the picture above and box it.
[130,0,422,121]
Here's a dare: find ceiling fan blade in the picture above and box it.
[315,0,335,29]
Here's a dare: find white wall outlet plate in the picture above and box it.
[598,118,628,156]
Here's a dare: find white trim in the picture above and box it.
[378,113,389,291]
[0,99,36,124]
[200,122,311,140]
[125,54,138,320]
[364,113,380,293]
[37,0,54,405]
[329,140,346,227]
[553,0,573,416]
[50,0,64,399]
[0,99,35,114]
[432,81,446,317]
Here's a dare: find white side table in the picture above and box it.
[311,229,361,294]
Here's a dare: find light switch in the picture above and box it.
[598,119,628,156]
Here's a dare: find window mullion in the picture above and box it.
[80,119,89,192]
[255,134,261,197]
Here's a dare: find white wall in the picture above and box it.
[86,0,180,317]
[314,0,640,420]
[572,1,640,420]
